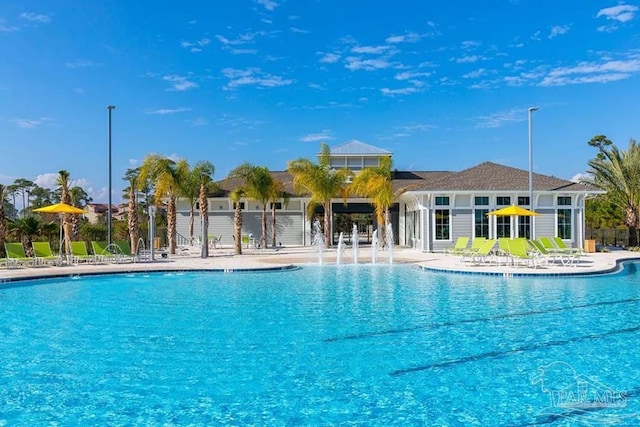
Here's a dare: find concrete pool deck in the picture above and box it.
[2,245,639,281]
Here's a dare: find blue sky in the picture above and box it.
[1,1,639,205]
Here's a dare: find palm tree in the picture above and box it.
[57,170,72,254]
[193,161,215,257]
[8,216,42,257]
[268,179,288,248]
[139,154,182,254]
[0,184,8,258]
[176,160,199,244]
[227,163,275,249]
[586,137,640,246]
[287,143,349,248]
[230,188,244,255]
[124,168,141,254]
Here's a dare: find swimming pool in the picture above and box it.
[1,264,639,425]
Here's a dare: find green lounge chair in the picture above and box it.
[91,241,122,263]
[461,239,496,265]
[507,238,537,268]
[32,242,63,266]
[552,237,582,254]
[115,240,136,262]
[70,241,96,264]
[4,242,35,267]
[445,236,469,255]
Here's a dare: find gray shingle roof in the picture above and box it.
[213,162,600,197]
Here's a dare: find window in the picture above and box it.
[497,196,511,206]
[518,216,531,239]
[435,209,450,240]
[558,209,572,239]
[270,202,282,210]
[474,209,489,238]
[558,196,571,206]
[435,196,450,206]
[232,202,245,210]
[496,216,511,238]
[474,196,489,206]
[517,196,530,206]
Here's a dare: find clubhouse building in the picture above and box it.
[175,140,602,251]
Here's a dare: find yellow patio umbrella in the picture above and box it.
[33,203,88,215]
[486,205,539,217]
[34,203,88,255]
[487,205,539,239]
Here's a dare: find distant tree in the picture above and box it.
[287,143,350,248]
[8,216,42,257]
[139,154,183,254]
[230,188,244,255]
[56,170,73,254]
[585,136,640,246]
[193,161,215,257]
[0,184,8,257]
[9,178,35,217]
[124,168,141,254]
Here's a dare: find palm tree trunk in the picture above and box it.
[128,187,139,254]
[62,213,72,255]
[271,204,277,248]
[168,196,177,254]
[188,205,195,244]
[324,201,331,249]
[199,185,209,258]
[261,205,267,249]
[234,203,242,255]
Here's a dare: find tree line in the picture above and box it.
[2,137,637,258]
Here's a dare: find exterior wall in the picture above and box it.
[534,209,556,239]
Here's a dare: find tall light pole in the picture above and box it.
[107,105,116,247]
[528,106,538,238]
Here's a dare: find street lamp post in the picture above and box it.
[107,105,116,247]
[528,106,538,238]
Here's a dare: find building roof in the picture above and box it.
[328,140,392,156]
[413,162,600,193]
[213,162,600,198]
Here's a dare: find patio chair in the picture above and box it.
[552,237,583,254]
[70,241,96,264]
[32,242,64,266]
[4,242,35,267]
[91,241,124,263]
[461,239,496,265]
[507,238,538,268]
[445,236,469,255]
[115,240,137,262]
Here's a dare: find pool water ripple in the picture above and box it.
[1,264,640,425]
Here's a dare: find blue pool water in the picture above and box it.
[1,264,640,425]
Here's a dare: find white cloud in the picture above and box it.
[351,45,391,54]
[385,32,421,44]
[395,71,431,80]
[597,4,638,23]
[222,68,293,89]
[300,131,334,142]
[186,117,208,126]
[463,68,487,79]
[380,87,420,96]
[0,18,19,32]
[461,40,481,49]
[540,58,640,86]
[548,24,570,38]
[162,75,198,91]
[290,27,309,34]
[455,55,482,63]
[256,0,278,11]
[145,108,191,115]
[571,172,589,183]
[345,57,392,71]
[318,52,341,63]
[10,117,52,128]
[20,12,51,23]
[474,108,525,129]
[34,173,59,189]
[181,38,211,52]
[65,59,100,68]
